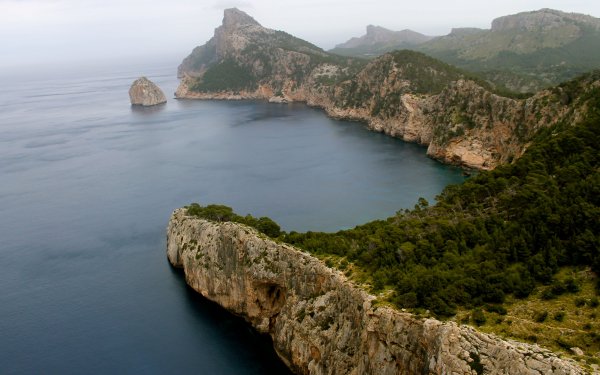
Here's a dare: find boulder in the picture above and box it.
[129,77,166,106]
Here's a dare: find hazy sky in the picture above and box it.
[1,0,599,70]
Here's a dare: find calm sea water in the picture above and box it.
[0,61,464,374]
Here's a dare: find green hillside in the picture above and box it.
[285,72,600,316]
[185,72,600,363]
[330,9,600,92]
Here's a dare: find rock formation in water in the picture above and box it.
[129,77,167,106]
[167,208,585,375]
[175,8,598,170]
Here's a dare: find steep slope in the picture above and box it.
[331,25,432,57]
[168,81,600,372]
[167,209,585,374]
[176,9,597,170]
[177,8,362,101]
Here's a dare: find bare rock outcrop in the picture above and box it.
[129,77,166,106]
[167,209,585,375]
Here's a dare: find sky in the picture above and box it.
[1,0,599,71]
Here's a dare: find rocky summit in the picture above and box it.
[129,77,167,106]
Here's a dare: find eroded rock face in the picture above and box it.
[129,77,166,106]
[167,209,585,375]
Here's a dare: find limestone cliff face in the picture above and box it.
[167,209,584,375]
[176,9,597,170]
[129,77,167,106]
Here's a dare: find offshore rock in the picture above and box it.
[167,208,585,375]
[129,77,167,106]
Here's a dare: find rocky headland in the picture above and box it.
[129,77,167,106]
[175,8,597,170]
[167,208,586,374]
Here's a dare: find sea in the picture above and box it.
[0,58,465,374]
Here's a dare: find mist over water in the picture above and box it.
[0,61,464,374]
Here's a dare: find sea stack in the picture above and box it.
[129,77,167,106]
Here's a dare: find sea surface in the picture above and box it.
[0,60,464,374]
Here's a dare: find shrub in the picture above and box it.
[396,292,418,308]
[472,309,487,326]
[485,304,508,315]
[564,278,581,293]
[541,289,556,300]
[187,203,281,238]
[255,217,281,238]
[534,310,549,323]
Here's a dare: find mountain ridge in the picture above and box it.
[330,8,600,92]
[333,25,432,52]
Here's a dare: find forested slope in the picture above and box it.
[284,74,600,316]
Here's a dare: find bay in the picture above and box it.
[0,60,464,374]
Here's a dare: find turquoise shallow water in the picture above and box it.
[0,62,464,374]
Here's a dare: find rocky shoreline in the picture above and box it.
[175,73,586,171]
[167,208,585,375]
[172,7,592,171]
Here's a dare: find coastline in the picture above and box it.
[167,208,585,374]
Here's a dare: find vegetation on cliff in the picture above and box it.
[331,9,600,93]
[335,50,529,117]
[286,78,599,315]
[189,59,258,92]
[183,72,599,361]
[186,203,282,238]
[185,81,599,315]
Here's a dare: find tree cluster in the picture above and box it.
[286,81,600,316]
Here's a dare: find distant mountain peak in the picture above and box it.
[222,8,261,28]
[366,25,390,35]
[491,8,600,31]
[178,8,327,79]
[334,25,432,50]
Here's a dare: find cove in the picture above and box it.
[0,66,464,374]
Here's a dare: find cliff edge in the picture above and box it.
[167,208,584,375]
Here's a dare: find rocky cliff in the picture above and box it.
[129,77,167,106]
[167,208,585,375]
[176,9,597,170]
